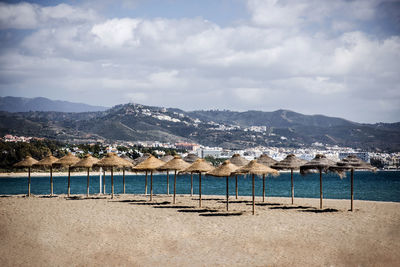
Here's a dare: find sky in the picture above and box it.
[0,0,399,123]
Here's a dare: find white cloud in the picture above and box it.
[0,1,399,123]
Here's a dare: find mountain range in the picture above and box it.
[0,96,399,152]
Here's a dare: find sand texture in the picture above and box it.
[0,194,399,266]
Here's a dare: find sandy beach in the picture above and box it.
[0,194,399,266]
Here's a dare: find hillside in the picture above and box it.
[0,96,108,113]
[0,101,399,152]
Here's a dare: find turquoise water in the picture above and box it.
[0,171,399,202]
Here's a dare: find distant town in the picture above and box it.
[2,134,399,170]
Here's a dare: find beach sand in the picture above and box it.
[0,194,399,266]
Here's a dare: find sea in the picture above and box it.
[0,171,399,202]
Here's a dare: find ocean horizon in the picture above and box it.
[1,171,399,202]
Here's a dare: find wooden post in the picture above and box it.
[235,175,238,199]
[226,176,229,211]
[50,166,53,196]
[150,171,153,201]
[190,173,193,196]
[123,169,125,194]
[28,167,31,197]
[87,167,90,197]
[67,166,71,197]
[102,169,105,194]
[111,167,114,199]
[319,168,323,209]
[173,170,177,204]
[252,174,255,215]
[145,171,148,195]
[262,174,265,202]
[166,170,169,196]
[351,168,354,212]
[199,173,202,208]
[291,169,294,204]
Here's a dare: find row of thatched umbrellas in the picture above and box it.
[13,152,374,214]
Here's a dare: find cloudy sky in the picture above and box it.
[0,0,399,123]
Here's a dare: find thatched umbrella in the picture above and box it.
[183,153,199,196]
[329,155,376,211]
[229,154,249,199]
[300,154,336,209]
[95,153,128,199]
[120,155,135,194]
[234,160,279,215]
[13,156,38,197]
[73,154,99,197]
[133,155,165,201]
[158,156,190,204]
[207,160,238,211]
[182,159,214,207]
[257,154,278,202]
[160,155,174,195]
[53,153,80,197]
[134,153,152,195]
[272,154,307,204]
[33,155,58,196]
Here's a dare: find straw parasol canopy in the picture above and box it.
[33,155,58,196]
[272,154,307,204]
[119,155,135,194]
[159,154,174,195]
[96,153,129,199]
[182,159,214,207]
[53,153,80,197]
[184,153,200,196]
[73,154,99,197]
[329,155,376,211]
[257,154,277,167]
[13,156,38,197]
[230,154,249,167]
[300,154,336,209]
[160,154,174,162]
[183,153,199,163]
[133,153,151,165]
[158,156,191,204]
[234,160,279,215]
[207,160,238,211]
[14,156,38,168]
[134,155,165,201]
[229,154,249,199]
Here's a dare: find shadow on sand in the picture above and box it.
[299,208,339,213]
[199,212,244,217]
[153,205,195,209]
[129,201,171,206]
[177,208,219,213]
[269,205,314,210]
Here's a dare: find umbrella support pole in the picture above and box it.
[190,173,193,196]
[226,176,229,211]
[252,174,255,215]
[166,171,169,196]
[123,169,125,194]
[291,169,294,204]
[145,171,148,195]
[199,173,202,208]
[50,167,53,196]
[173,170,177,204]
[150,171,153,201]
[67,167,71,197]
[111,168,114,199]
[28,167,31,197]
[102,170,105,194]
[87,168,90,197]
[235,175,238,199]
[319,169,323,209]
[351,168,354,212]
[262,174,265,202]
